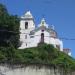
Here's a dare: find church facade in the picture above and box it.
[19,11,71,56]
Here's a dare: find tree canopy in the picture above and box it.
[0,4,20,48]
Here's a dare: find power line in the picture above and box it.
[0,30,75,41]
[59,37,75,41]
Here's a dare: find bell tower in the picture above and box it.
[19,11,35,49]
[20,11,35,32]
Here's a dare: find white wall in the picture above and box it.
[0,65,69,75]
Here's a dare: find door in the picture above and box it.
[41,33,44,43]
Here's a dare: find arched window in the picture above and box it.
[25,22,28,29]
[41,33,44,43]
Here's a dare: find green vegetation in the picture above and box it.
[0,44,75,71]
[0,4,19,48]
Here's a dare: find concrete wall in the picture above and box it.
[0,64,74,75]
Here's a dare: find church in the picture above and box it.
[19,11,71,56]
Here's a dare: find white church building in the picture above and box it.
[19,11,71,56]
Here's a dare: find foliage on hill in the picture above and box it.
[0,4,20,48]
[0,44,75,71]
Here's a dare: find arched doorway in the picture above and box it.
[41,33,44,43]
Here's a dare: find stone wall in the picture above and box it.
[0,64,74,75]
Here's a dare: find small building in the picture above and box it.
[19,11,71,56]
[63,48,71,56]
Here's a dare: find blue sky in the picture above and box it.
[0,0,75,58]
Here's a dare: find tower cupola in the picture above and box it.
[20,11,35,31]
[39,18,48,28]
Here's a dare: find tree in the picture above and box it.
[0,4,20,48]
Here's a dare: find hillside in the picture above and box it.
[0,44,75,71]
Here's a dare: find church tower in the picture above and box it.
[19,11,35,49]
[20,11,35,32]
